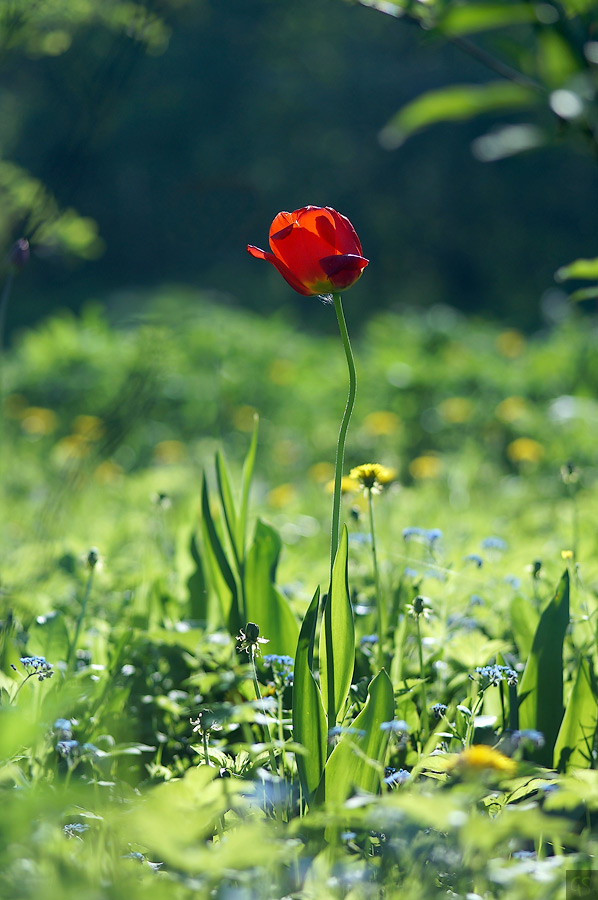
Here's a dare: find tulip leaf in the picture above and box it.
[319,527,355,726]
[244,519,298,657]
[238,414,259,556]
[293,587,327,800]
[316,669,395,805]
[554,657,598,772]
[201,474,241,634]
[216,449,241,564]
[555,257,598,282]
[518,570,570,766]
[380,82,538,149]
[186,532,213,625]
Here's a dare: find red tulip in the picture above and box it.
[247,206,368,296]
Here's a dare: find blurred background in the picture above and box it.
[2,0,597,337]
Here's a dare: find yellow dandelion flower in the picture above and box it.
[507,437,544,464]
[362,410,401,436]
[21,407,58,436]
[308,461,335,483]
[325,475,360,495]
[438,397,473,424]
[153,440,185,465]
[72,414,104,441]
[495,396,527,423]
[350,463,396,494]
[561,549,574,560]
[267,483,296,508]
[449,744,517,777]
[496,329,526,358]
[409,454,442,480]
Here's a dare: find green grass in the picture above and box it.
[1,288,598,899]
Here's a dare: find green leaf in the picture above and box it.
[201,474,241,634]
[316,669,395,805]
[319,527,355,725]
[440,4,538,36]
[293,588,327,800]
[509,594,539,662]
[554,658,597,771]
[244,519,298,656]
[518,570,570,766]
[380,82,537,149]
[568,286,598,303]
[238,414,259,554]
[186,532,213,624]
[555,257,598,282]
[216,449,241,563]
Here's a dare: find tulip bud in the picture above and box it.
[7,238,30,272]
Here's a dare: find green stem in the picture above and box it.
[11,673,33,705]
[277,691,285,779]
[0,271,13,353]
[202,729,211,767]
[250,652,278,774]
[415,614,429,741]
[68,566,95,670]
[330,293,356,579]
[367,489,384,670]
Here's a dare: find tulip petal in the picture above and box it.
[246,244,315,296]
[319,254,369,290]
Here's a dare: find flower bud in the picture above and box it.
[8,238,30,272]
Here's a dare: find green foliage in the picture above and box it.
[518,570,570,766]
[319,527,355,726]
[362,0,598,161]
[3,299,598,898]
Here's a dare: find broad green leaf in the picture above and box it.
[316,669,395,804]
[518,570,570,766]
[244,519,298,656]
[201,474,241,634]
[26,611,70,663]
[293,588,327,799]
[555,257,598,282]
[319,527,355,725]
[509,594,539,662]
[440,4,538,36]
[216,449,241,564]
[238,414,259,554]
[554,657,597,771]
[186,532,213,624]
[380,82,537,149]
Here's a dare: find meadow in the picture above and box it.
[2,284,598,899]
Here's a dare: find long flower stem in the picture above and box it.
[330,293,356,579]
[0,271,14,353]
[68,566,95,670]
[250,653,278,773]
[367,489,384,670]
[415,615,429,741]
